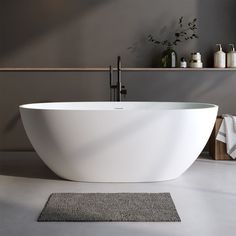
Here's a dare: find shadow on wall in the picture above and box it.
[0,0,110,59]
[0,0,198,67]
[197,0,236,67]
[0,0,236,67]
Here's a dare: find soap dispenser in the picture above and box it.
[227,44,236,68]
[214,44,226,68]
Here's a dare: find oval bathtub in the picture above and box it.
[19,102,218,182]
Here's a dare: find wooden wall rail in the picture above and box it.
[1,68,236,72]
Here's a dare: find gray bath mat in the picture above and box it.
[38,193,181,222]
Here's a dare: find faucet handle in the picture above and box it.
[121,85,127,98]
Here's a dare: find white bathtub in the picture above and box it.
[20,102,218,182]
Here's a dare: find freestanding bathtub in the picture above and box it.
[20,102,218,182]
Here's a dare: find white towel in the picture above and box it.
[216,114,236,159]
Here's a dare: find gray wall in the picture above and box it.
[1,70,236,151]
[0,0,236,150]
[1,0,235,67]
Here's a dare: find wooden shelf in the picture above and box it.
[0,68,108,72]
[124,68,236,71]
[0,67,236,72]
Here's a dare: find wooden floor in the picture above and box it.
[0,152,236,236]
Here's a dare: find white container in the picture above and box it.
[180,57,187,68]
[190,52,203,68]
[214,44,226,68]
[227,44,236,68]
[189,61,203,68]
[20,102,218,182]
[191,52,201,61]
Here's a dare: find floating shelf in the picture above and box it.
[123,68,236,72]
[0,67,236,72]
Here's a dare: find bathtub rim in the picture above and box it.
[19,101,218,111]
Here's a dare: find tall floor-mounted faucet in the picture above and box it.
[109,56,127,101]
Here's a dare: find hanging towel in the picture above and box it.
[216,114,236,159]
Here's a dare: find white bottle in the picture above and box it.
[214,44,226,68]
[227,44,236,68]
[180,57,187,68]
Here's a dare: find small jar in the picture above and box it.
[189,52,203,68]
[180,57,187,68]
[191,52,201,61]
[189,59,203,68]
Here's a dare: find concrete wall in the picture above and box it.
[0,0,236,150]
[1,0,235,67]
[1,70,236,150]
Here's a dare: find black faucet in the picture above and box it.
[109,56,127,101]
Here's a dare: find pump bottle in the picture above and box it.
[214,44,225,68]
[227,44,236,68]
